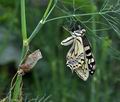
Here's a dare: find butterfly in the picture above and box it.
[61,26,95,81]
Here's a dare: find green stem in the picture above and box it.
[20,0,29,63]
[20,0,29,62]
[11,0,56,101]
[12,76,22,102]
[90,1,97,102]
[12,0,28,101]
[90,15,97,102]
[42,0,53,21]
[20,0,28,67]
[28,0,55,43]
[28,20,43,44]
[21,0,27,42]
[45,11,117,23]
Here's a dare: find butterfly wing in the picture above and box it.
[82,36,96,75]
[74,58,89,81]
[66,37,89,81]
[61,36,74,46]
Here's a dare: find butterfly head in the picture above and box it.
[71,28,86,38]
[68,24,85,37]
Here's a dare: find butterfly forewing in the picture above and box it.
[61,36,74,46]
[66,37,89,81]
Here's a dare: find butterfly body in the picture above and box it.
[61,27,95,81]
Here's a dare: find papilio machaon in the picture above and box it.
[61,26,95,81]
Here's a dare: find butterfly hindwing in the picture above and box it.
[82,36,96,75]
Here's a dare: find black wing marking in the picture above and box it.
[82,36,96,75]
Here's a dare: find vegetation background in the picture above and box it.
[0,0,120,102]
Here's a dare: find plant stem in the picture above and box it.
[12,0,56,101]
[21,0,27,42]
[45,11,117,23]
[12,76,22,102]
[20,0,29,63]
[12,0,28,101]
[42,0,53,21]
[28,0,55,43]
[90,1,98,102]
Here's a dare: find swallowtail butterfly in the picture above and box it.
[61,26,95,81]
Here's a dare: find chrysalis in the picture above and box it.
[18,49,42,75]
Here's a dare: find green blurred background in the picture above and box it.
[0,0,120,102]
